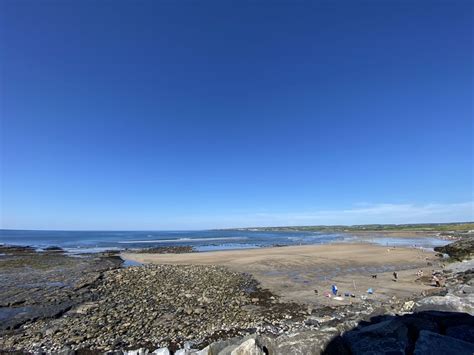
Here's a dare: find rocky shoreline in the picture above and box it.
[0,263,311,353]
[0,238,473,354]
[0,245,123,335]
[126,246,196,254]
[434,235,474,261]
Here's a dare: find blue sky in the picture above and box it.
[1,0,473,230]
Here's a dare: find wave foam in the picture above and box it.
[118,237,247,244]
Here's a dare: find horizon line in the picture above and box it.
[1,220,473,233]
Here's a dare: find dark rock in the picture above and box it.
[322,335,349,355]
[434,236,474,260]
[0,245,36,254]
[400,316,439,353]
[304,318,320,327]
[98,250,121,257]
[400,315,438,335]
[57,346,76,355]
[414,330,474,355]
[346,318,408,340]
[44,246,65,252]
[346,337,405,355]
[417,310,474,329]
[129,246,195,254]
[343,319,408,355]
[0,301,74,331]
[446,324,474,344]
[74,273,102,290]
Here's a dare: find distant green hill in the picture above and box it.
[223,222,474,233]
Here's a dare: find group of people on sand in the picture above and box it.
[319,264,445,302]
[416,268,443,287]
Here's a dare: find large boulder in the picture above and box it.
[343,319,408,355]
[259,328,343,355]
[194,346,211,355]
[201,328,345,355]
[153,349,171,355]
[399,316,439,338]
[230,339,265,355]
[198,335,258,355]
[122,349,152,355]
[121,348,171,355]
[345,337,405,355]
[446,324,474,344]
[415,310,474,330]
[414,294,474,315]
[434,236,474,260]
[414,330,474,355]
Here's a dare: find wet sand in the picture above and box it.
[123,243,441,306]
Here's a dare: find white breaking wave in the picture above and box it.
[118,237,247,244]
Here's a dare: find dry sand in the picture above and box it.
[123,243,441,306]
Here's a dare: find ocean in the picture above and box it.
[0,229,450,254]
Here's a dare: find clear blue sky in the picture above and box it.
[1,0,473,230]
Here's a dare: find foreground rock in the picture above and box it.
[415,294,474,314]
[230,338,265,355]
[0,265,307,353]
[117,306,474,355]
[414,330,474,355]
[341,310,474,355]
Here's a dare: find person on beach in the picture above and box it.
[332,284,338,296]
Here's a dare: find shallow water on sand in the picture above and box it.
[263,263,422,283]
[0,229,449,254]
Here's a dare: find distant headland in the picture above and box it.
[221,222,474,233]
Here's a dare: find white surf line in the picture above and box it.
[118,237,248,244]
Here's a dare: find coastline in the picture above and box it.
[0,228,454,255]
[1,234,472,353]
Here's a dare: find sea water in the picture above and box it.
[0,229,450,254]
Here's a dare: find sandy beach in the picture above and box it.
[123,243,440,306]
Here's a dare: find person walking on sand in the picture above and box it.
[393,271,398,280]
[332,284,338,296]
